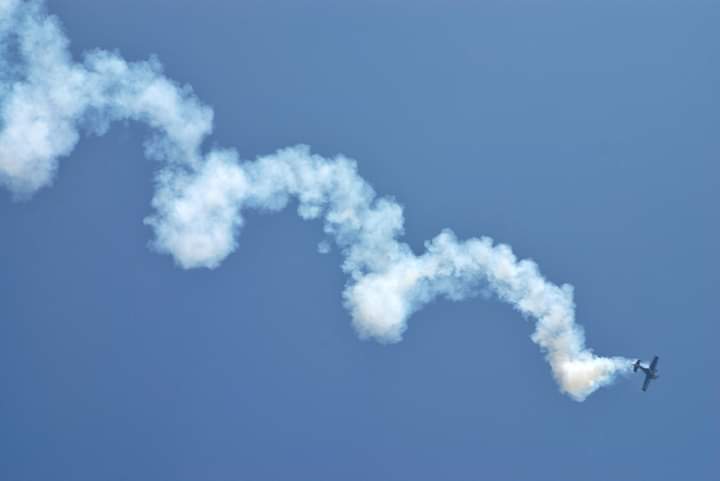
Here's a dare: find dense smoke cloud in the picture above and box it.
[0,0,631,400]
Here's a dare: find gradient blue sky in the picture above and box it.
[1,1,718,480]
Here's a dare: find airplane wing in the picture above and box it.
[642,375,652,391]
[650,356,659,371]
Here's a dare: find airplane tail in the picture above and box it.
[633,360,640,372]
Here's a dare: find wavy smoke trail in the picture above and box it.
[0,0,631,400]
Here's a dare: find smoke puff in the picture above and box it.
[0,0,631,401]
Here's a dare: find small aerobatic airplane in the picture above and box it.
[633,356,659,391]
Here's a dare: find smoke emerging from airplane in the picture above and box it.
[0,0,632,400]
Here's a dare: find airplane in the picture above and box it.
[633,356,659,391]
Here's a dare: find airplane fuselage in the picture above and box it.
[638,366,658,379]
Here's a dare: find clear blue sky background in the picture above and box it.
[1,1,718,480]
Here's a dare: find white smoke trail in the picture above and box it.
[0,0,632,400]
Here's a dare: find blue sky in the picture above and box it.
[1,1,718,480]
